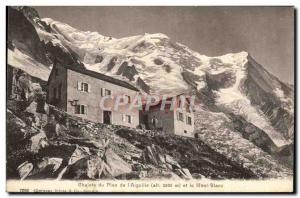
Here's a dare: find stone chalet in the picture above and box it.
[140,94,195,137]
[47,61,140,128]
[47,61,195,136]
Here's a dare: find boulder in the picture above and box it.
[165,154,181,169]
[17,161,33,180]
[38,157,63,172]
[61,148,132,180]
[192,173,205,179]
[27,157,63,179]
[61,158,90,180]
[25,101,37,115]
[7,110,38,143]
[30,131,48,153]
[104,148,132,177]
[174,168,193,180]
[145,145,159,165]
[146,168,181,180]
[30,83,42,92]
[86,156,104,179]
[166,163,173,170]
[68,145,91,165]
[144,144,167,166]
[181,168,193,179]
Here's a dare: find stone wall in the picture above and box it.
[47,63,68,111]
[66,68,140,128]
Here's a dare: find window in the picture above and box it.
[75,105,87,114]
[105,89,111,96]
[122,114,132,124]
[184,130,187,134]
[126,95,131,103]
[186,116,192,125]
[77,82,90,92]
[101,88,112,96]
[177,112,184,122]
[126,115,132,123]
[120,95,131,103]
[81,83,89,92]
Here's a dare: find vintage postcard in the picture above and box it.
[6,6,295,193]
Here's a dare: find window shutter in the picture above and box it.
[77,81,81,91]
[128,115,131,123]
[131,115,134,123]
[88,84,91,93]
[176,111,179,121]
[101,88,105,96]
[84,105,88,115]
[122,114,125,122]
[127,95,131,103]
[80,105,83,114]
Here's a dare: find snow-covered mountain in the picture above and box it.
[7,7,294,167]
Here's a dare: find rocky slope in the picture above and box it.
[7,106,260,180]
[194,109,293,177]
[7,6,294,178]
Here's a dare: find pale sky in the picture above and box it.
[34,6,294,84]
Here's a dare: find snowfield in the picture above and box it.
[32,18,294,148]
[8,49,50,81]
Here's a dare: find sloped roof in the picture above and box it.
[61,64,139,91]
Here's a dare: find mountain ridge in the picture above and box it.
[7,6,294,170]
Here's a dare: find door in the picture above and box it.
[142,114,149,129]
[103,111,112,124]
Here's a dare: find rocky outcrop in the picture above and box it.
[206,71,236,90]
[181,69,203,89]
[116,128,257,179]
[228,113,279,155]
[116,61,139,81]
[44,42,83,66]
[142,144,193,179]
[94,55,104,64]
[7,7,50,66]
[14,6,40,23]
[244,56,294,141]
[194,109,293,178]
[107,56,118,71]
[8,6,84,71]
[136,77,150,93]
